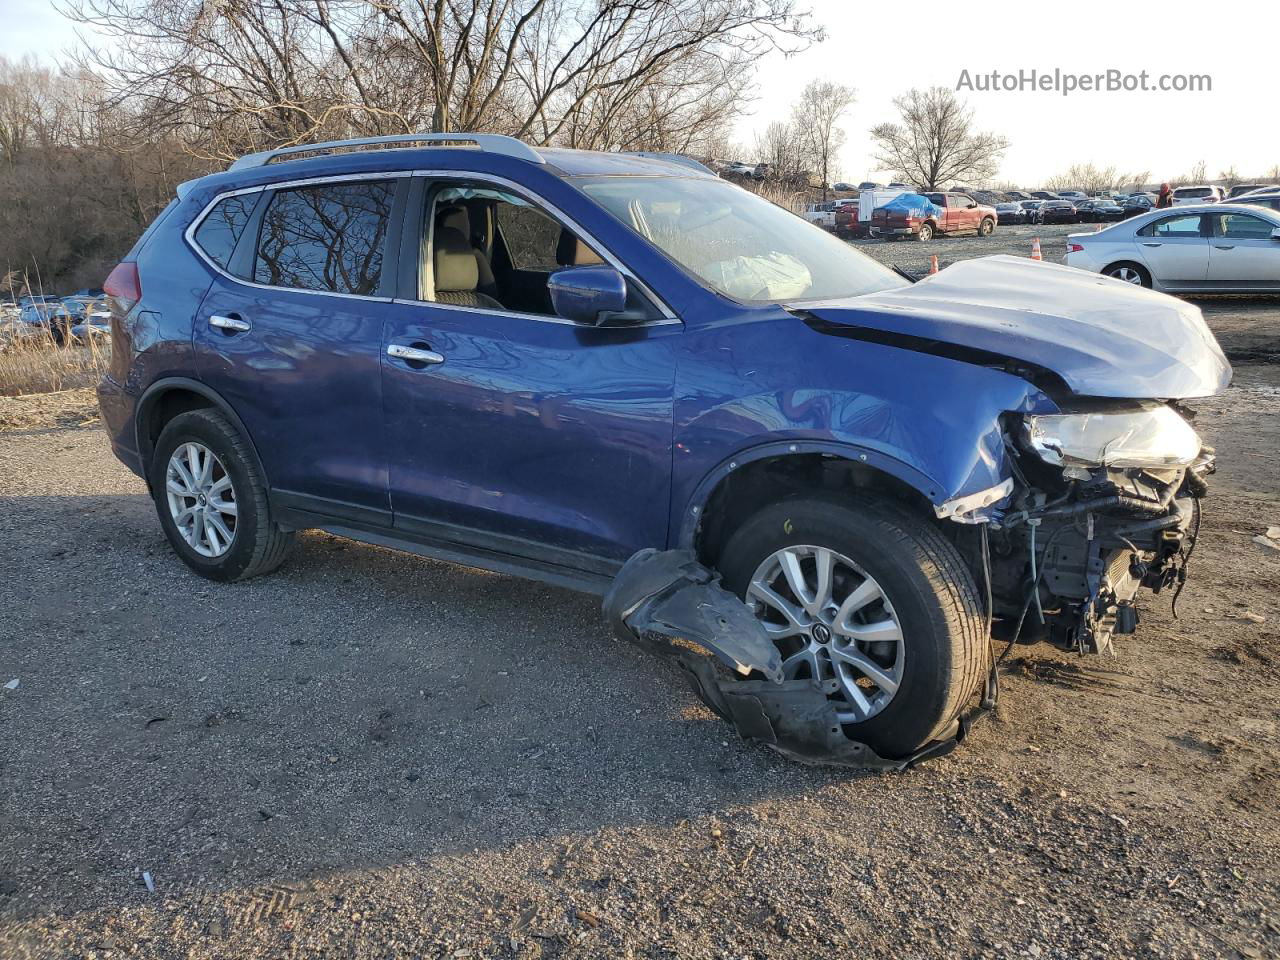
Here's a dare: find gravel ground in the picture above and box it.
[1,240,1279,959]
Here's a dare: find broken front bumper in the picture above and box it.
[602,549,989,770]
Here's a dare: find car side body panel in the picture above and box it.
[668,307,1055,544]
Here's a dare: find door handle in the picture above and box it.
[1214,244,1235,250]
[209,314,251,333]
[387,343,445,366]
[1140,242,1163,247]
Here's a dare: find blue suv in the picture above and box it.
[99,134,1229,762]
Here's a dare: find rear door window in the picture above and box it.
[255,180,396,295]
[1215,213,1275,239]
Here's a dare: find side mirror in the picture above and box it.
[1271,227,1280,241]
[548,265,628,325]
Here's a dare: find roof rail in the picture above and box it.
[227,133,545,172]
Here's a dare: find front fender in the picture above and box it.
[670,320,1058,541]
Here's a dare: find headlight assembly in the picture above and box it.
[1023,403,1202,470]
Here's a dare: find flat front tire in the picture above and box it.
[717,496,988,759]
[149,409,293,582]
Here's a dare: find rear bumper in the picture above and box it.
[96,374,144,478]
[875,226,917,237]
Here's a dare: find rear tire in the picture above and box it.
[1104,261,1152,287]
[978,217,994,236]
[916,223,934,242]
[149,409,294,582]
[716,495,988,759]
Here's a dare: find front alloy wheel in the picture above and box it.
[717,496,988,758]
[748,545,903,722]
[165,441,238,557]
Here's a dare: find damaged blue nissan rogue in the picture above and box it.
[98,134,1230,765]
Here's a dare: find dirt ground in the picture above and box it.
[1,241,1278,959]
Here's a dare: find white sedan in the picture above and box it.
[1064,203,1280,293]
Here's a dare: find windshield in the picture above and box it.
[574,176,904,303]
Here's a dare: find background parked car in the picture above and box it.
[833,200,860,238]
[1065,203,1280,292]
[1122,194,1156,218]
[1233,191,1280,213]
[1075,198,1126,223]
[1039,200,1079,224]
[1030,190,1057,200]
[802,202,836,230]
[873,192,996,240]
[831,182,854,192]
[18,295,64,328]
[1020,200,1045,223]
[1228,183,1277,198]
[1056,190,1088,203]
[1004,190,1032,201]
[995,202,1026,225]
[1172,184,1225,205]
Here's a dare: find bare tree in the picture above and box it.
[752,119,805,182]
[61,0,818,163]
[1170,160,1209,187]
[869,86,1008,190]
[1043,163,1149,193]
[1219,165,1241,188]
[791,79,853,198]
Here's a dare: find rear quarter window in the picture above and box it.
[193,193,258,270]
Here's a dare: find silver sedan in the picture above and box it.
[1064,203,1280,293]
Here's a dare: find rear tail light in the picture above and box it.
[104,261,141,312]
[1068,243,1084,253]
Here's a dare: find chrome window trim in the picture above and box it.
[183,168,680,321]
[183,171,409,304]
[390,298,679,328]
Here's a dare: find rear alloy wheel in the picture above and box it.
[916,223,934,242]
[717,496,988,758]
[150,409,294,581]
[1105,262,1151,287]
[165,441,238,558]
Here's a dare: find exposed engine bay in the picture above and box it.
[955,400,1213,658]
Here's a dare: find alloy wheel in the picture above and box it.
[165,441,238,558]
[747,545,905,723]
[1109,266,1144,285]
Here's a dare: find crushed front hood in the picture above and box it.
[801,255,1231,399]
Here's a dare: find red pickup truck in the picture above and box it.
[833,200,860,238]
[871,192,997,241]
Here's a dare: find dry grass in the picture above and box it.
[0,326,111,397]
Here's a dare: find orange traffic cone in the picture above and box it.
[1030,237,1042,261]
[928,255,939,275]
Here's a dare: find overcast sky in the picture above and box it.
[2,0,1275,187]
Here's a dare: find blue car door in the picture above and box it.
[191,175,407,521]
[379,178,679,571]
